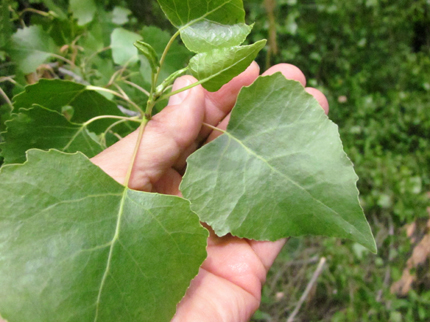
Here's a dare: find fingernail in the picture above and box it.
[168,77,192,106]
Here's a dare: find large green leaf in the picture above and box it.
[69,0,97,25]
[13,79,123,132]
[110,28,142,66]
[9,26,58,74]
[0,105,102,164]
[189,39,266,92]
[156,0,252,53]
[0,149,208,322]
[181,73,376,252]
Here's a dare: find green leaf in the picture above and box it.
[0,150,208,322]
[0,104,11,133]
[157,0,252,52]
[0,0,12,49]
[189,40,266,92]
[112,6,132,25]
[9,26,58,74]
[69,0,97,25]
[111,28,142,66]
[134,41,160,74]
[12,79,123,132]
[0,105,102,164]
[181,73,376,252]
[181,21,252,53]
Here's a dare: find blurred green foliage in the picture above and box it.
[1,0,429,320]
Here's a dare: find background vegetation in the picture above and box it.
[1,0,429,321]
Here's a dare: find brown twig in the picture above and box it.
[286,257,327,322]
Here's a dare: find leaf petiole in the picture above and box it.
[86,85,143,115]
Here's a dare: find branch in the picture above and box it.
[286,257,327,322]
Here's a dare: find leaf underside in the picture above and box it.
[0,150,208,322]
[181,73,376,253]
[12,79,123,132]
[0,106,102,164]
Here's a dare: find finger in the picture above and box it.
[172,62,261,172]
[198,61,260,141]
[262,63,306,86]
[91,76,205,191]
[306,87,329,114]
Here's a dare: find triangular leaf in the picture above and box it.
[0,105,102,164]
[12,79,123,132]
[156,0,252,52]
[189,40,266,92]
[181,73,376,252]
[0,150,208,322]
[8,26,58,74]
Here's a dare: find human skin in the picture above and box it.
[0,63,328,322]
[90,62,329,322]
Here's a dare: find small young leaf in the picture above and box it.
[0,105,102,164]
[189,40,266,92]
[0,150,208,322]
[134,41,160,74]
[140,26,190,86]
[69,0,97,25]
[8,26,58,74]
[181,73,377,253]
[110,28,142,66]
[157,0,252,52]
[13,79,123,132]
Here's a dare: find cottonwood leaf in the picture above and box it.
[0,105,102,164]
[112,6,132,25]
[181,73,376,252]
[181,21,252,53]
[13,79,123,132]
[157,0,252,53]
[8,25,58,74]
[69,0,97,25]
[111,28,142,66]
[0,149,208,322]
[189,40,266,92]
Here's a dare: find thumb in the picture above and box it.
[91,76,205,191]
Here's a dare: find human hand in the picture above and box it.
[91,62,329,322]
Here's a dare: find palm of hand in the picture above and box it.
[92,63,328,322]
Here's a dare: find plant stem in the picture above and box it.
[158,79,206,102]
[202,122,226,134]
[50,53,75,66]
[121,80,150,96]
[86,85,143,115]
[123,117,149,188]
[0,87,13,110]
[286,257,327,322]
[83,115,140,127]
